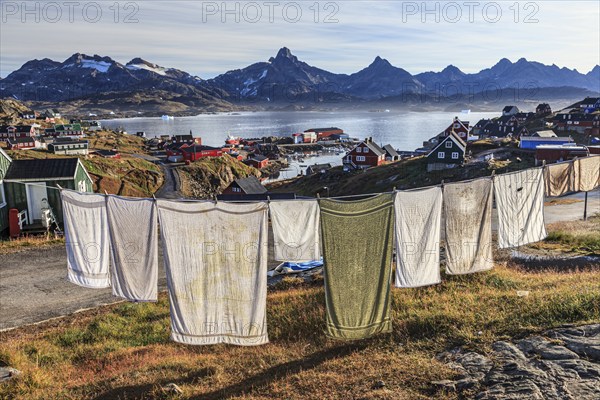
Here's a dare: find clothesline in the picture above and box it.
[6,155,599,202]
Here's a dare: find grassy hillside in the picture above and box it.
[86,131,149,154]
[81,157,163,197]
[0,259,598,399]
[6,149,163,198]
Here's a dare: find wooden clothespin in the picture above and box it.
[392,186,397,192]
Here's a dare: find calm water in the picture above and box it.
[101,110,499,150]
[101,110,500,180]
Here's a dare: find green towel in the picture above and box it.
[320,194,394,340]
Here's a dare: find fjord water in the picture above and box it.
[101,110,500,150]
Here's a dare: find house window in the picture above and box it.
[363,147,369,153]
[445,141,452,148]
[232,187,241,193]
[452,152,459,159]
[438,152,445,159]
[356,156,366,162]
[356,147,362,153]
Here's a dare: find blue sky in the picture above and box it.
[1,1,599,78]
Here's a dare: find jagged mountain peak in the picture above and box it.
[268,47,301,65]
[441,64,464,75]
[369,56,393,68]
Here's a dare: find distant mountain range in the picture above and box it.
[1,47,598,112]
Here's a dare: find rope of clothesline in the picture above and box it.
[5,155,597,202]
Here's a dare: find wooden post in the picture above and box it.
[583,192,588,221]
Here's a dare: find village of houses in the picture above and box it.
[1,97,600,238]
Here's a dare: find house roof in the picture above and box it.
[0,148,12,164]
[0,125,34,133]
[531,130,557,138]
[304,127,342,133]
[4,158,80,181]
[181,145,220,153]
[94,150,119,157]
[353,140,386,156]
[307,163,332,171]
[51,140,88,146]
[427,132,466,157]
[521,136,573,142]
[503,105,518,112]
[582,97,600,104]
[383,144,399,158]
[474,119,492,129]
[233,176,267,194]
[7,137,35,144]
[173,134,193,140]
[248,154,268,162]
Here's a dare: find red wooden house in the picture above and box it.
[165,142,190,157]
[181,145,223,162]
[244,155,269,169]
[304,127,343,140]
[7,137,37,150]
[441,117,470,140]
[343,137,385,169]
[0,125,37,141]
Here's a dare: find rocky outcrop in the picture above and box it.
[176,155,261,199]
[0,99,32,123]
[437,324,600,399]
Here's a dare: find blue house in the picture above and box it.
[520,136,574,150]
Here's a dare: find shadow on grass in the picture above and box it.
[92,342,367,400]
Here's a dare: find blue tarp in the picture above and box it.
[267,259,324,277]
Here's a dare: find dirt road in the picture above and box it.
[0,189,597,331]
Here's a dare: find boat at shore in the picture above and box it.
[225,134,241,145]
[161,115,174,120]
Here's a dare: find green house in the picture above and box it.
[426,132,467,172]
[1,156,93,233]
[0,148,12,233]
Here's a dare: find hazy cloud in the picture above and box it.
[1,0,598,78]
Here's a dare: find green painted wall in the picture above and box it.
[0,150,10,232]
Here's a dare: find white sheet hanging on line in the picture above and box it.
[61,190,110,288]
[494,168,547,249]
[106,196,158,301]
[269,199,321,262]
[157,200,269,346]
[574,155,600,192]
[544,161,575,197]
[394,187,443,288]
[443,178,494,275]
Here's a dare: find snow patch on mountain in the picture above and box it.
[126,63,167,76]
